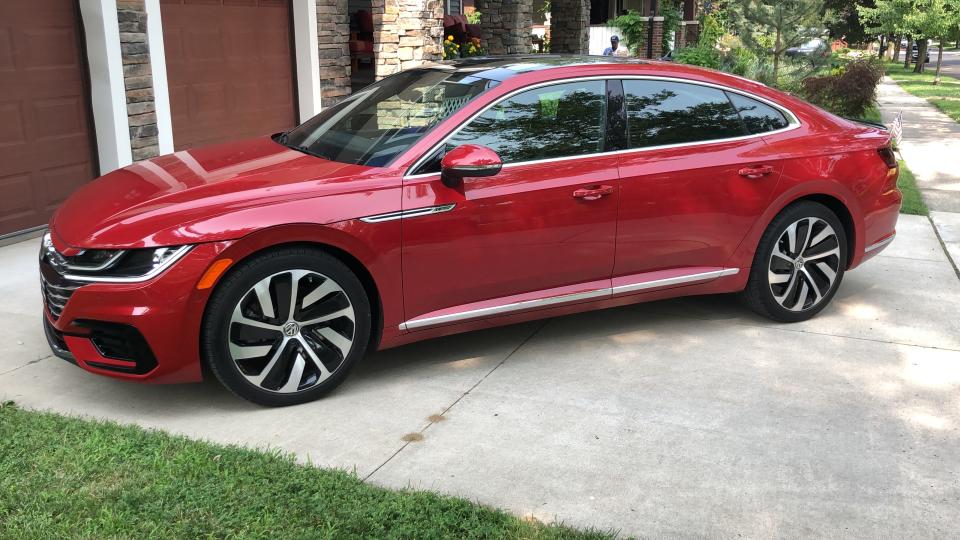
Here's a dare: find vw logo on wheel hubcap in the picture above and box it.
[282,321,301,337]
[794,257,805,270]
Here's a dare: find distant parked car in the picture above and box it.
[785,38,826,58]
[911,44,931,63]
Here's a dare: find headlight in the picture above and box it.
[41,232,192,283]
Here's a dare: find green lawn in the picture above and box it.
[885,61,960,123]
[0,403,612,539]
[897,160,928,216]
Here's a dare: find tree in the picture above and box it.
[905,0,960,80]
[732,0,827,82]
[859,0,915,66]
[824,0,874,44]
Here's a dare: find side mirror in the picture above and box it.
[440,144,503,187]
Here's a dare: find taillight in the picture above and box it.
[877,147,898,169]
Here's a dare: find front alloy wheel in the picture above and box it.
[229,270,356,394]
[203,248,371,406]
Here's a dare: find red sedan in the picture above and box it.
[41,56,900,406]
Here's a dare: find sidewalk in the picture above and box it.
[877,76,960,266]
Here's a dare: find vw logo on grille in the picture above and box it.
[282,321,301,337]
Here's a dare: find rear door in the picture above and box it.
[614,79,788,284]
[400,79,620,328]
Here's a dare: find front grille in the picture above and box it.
[39,248,86,321]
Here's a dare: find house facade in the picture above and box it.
[0,0,699,238]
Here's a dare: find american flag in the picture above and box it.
[889,110,903,147]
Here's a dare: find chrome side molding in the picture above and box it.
[360,204,456,224]
[399,267,740,331]
[864,232,896,253]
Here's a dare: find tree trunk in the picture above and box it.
[773,26,782,83]
[935,39,945,85]
[904,37,913,69]
[878,34,885,59]
[893,35,901,62]
[914,39,927,73]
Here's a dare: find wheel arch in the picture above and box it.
[732,182,863,273]
[203,223,390,352]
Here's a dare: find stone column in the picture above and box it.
[117,0,159,161]
[550,0,590,54]
[475,0,533,55]
[372,0,443,79]
[317,0,351,106]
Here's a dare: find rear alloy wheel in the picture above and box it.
[742,201,847,322]
[203,248,371,406]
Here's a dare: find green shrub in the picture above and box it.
[674,46,722,68]
[798,58,885,117]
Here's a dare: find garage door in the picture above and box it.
[0,1,96,237]
[161,0,298,150]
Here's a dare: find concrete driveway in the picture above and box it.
[2,214,959,538]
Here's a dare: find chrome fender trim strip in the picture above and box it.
[360,204,456,223]
[864,232,896,253]
[399,267,740,331]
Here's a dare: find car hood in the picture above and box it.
[51,137,377,249]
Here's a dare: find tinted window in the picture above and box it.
[726,92,790,134]
[445,80,607,164]
[283,68,498,167]
[623,80,745,148]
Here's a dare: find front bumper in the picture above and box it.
[41,241,232,384]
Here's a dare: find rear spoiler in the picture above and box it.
[843,117,888,130]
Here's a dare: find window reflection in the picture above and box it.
[446,80,607,164]
[624,80,745,148]
[726,92,789,134]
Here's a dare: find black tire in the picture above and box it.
[740,201,848,323]
[202,247,371,406]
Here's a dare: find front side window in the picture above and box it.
[282,68,498,167]
[624,80,745,149]
[727,92,790,134]
[445,80,607,165]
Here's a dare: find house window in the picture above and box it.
[446,0,462,15]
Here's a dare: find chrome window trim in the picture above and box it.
[62,245,194,283]
[359,204,456,223]
[399,266,740,330]
[403,74,801,180]
[864,232,896,253]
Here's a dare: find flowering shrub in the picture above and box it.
[442,35,460,59]
[462,37,485,57]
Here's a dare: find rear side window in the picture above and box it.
[623,80,745,149]
[445,80,607,164]
[726,92,790,134]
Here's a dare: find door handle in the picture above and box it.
[572,185,615,201]
[738,165,774,179]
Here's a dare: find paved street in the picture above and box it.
[2,214,959,538]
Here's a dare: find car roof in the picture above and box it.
[420,54,648,82]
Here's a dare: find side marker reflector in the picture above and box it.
[197,259,233,290]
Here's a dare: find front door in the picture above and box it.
[400,80,619,327]
[614,78,787,284]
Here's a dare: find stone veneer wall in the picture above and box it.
[117,0,159,161]
[372,0,444,79]
[550,0,589,54]
[475,0,533,55]
[317,0,352,107]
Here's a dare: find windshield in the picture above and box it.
[281,67,499,167]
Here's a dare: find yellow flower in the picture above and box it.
[447,35,454,41]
